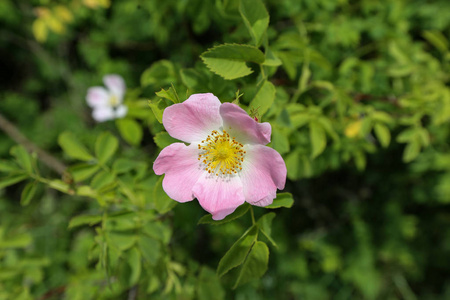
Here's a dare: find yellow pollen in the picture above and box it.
[197,130,245,176]
[109,95,119,106]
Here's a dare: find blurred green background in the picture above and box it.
[1,0,450,299]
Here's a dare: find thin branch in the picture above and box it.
[0,113,67,175]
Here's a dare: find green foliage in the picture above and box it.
[1,0,450,298]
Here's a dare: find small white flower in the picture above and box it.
[86,74,128,122]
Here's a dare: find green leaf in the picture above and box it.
[154,132,178,149]
[20,181,38,206]
[309,121,327,159]
[272,127,290,155]
[148,98,167,124]
[0,160,20,173]
[423,30,449,53]
[10,145,33,173]
[239,0,269,46]
[198,203,250,225]
[116,118,143,146]
[112,159,139,175]
[95,132,119,165]
[153,175,177,214]
[108,230,136,251]
[197,267,225,300]
[91,170,115,190]
[0,173,28,190]
[127,247,142,286]
[139,235,160,265]
[0,233,32,249]
[58,131,94,161]
[155,85,180,103]
[266,192,294,209]
[249,80,276,116]
[233,241,269,288]
[374,123,391,148]
[141,59,177,87]
[201,44,265,80]
[217,225,258,277]
[257,213,277,247]
[68,163,100,182]
[68,214,102,229]
[403,139,421,163]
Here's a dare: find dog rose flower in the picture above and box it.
[86,74,128,122]
[153,93,287,220]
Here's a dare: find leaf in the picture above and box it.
[10,145,33,173]
[153,175,177,214]
[113,158,142,174]
[0,173,28,190]
[127,247,142,286]
[217,225,258,277]
[374,123,391,148]
[309,121,327,159]
[423,30,449,53]
[32,19,47,42]
[154,132,178,149]
[116,118,143,146]
[271,127,290,155]
[20,181,38,206]
[257,213,277,247]
[155,85,180,103]
[95,132,119,165]
[68,214,102,229]
[198,203,250,225]
[403,139,421,163]
[233,241,269,288]
[345,120,362,138]
[58,131,94,161]
[91,170,115,190]
[266,192,294,209]
[108,230,136,251]
[68,163,100,182]
[239,0,269,46]
[148,99,167,124]
[0,160,20,173]
[249,80,276,116]
[0,233,32,249]
[139,235,160,265]
[141,59,176,87]
[201,44,265,80]
[197,267,225,300]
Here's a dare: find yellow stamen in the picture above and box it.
[109,95,119,106]
[198,130,245,176]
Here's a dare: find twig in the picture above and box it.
[0,113,67,175]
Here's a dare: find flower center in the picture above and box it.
[109,95,119,107]
[198,130,245,176]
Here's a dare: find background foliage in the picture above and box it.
[1,0,450,299]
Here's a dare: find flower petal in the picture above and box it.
[153,143,204,203]
[220,103,271,145]
[240,144,287,207]
[86,87,109,108]
[103,74,126,100]
[115,105,128,119]
[163,93,223,143]
[192,174,245,220]
[92,106,115,122]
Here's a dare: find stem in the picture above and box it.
[0,113,67,175]
[250,206,256,224]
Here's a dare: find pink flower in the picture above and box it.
[153,93,287,220]
[86,74,128,122]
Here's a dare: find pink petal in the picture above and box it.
[86,87,109,108]
[220,103,271,145]
[239,144,287,206]
[192,174,245,220]
[115,105,128,119]
[153,143,204,203]
[162,93,223,143]
[92,106,115,122]
[103,74,126,100]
